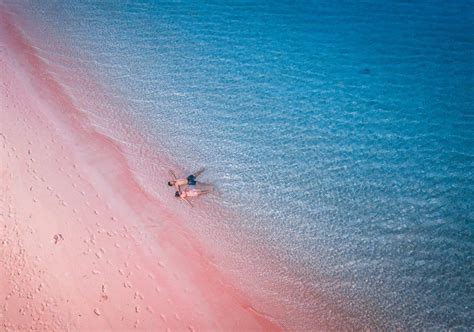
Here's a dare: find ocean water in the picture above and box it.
[5,0,474,329]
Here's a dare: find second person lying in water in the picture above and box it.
[175,188,212,207]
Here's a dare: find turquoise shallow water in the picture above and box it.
[6,0,473,329]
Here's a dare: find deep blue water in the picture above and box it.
[7,0,473,329]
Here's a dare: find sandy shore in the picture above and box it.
[0,7,279,331]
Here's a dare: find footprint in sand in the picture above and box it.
[52,234,64,244]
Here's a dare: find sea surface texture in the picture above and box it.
[6,0,473,329]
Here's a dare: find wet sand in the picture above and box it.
[0,7,279,331]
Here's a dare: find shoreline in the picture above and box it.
[0,7,280,331]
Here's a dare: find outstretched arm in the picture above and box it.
[192,167,205,178]
[181,197,193,207]
[169,170,181,190]
[168,169,177,181]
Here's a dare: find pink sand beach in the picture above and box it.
[0,7,280,331]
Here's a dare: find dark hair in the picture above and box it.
[168,181,173,186]
[175,191,180,197]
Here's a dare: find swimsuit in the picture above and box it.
[187,174,197,186]
[186,189,200,197]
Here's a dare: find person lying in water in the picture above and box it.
[176,187,212,207]
[168,167,205,191]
